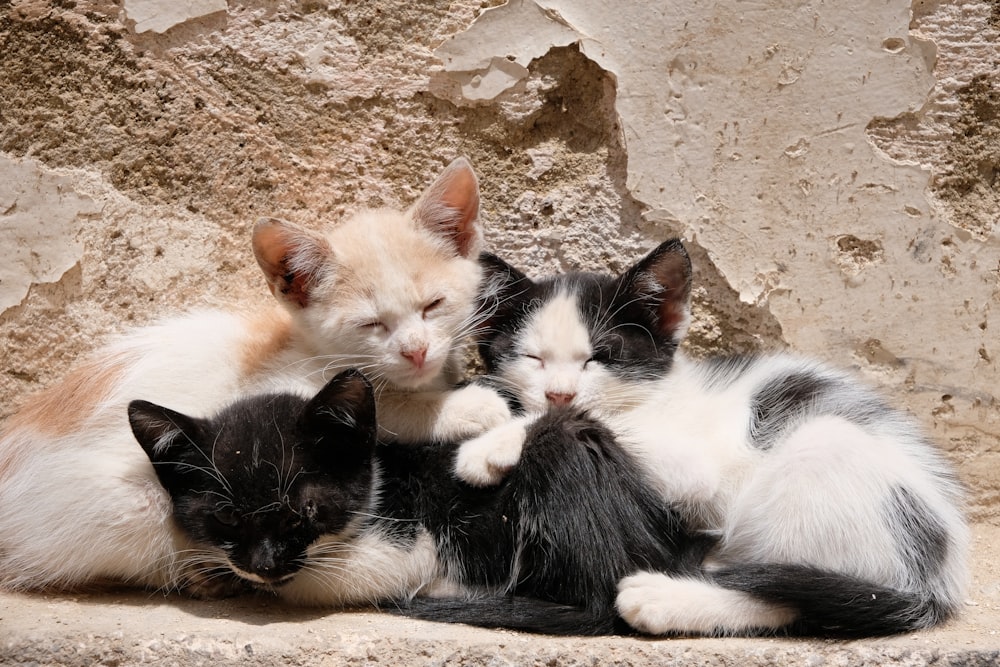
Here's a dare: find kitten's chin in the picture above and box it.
[390,359,447,390]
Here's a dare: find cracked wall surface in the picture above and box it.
[0,0,997,519]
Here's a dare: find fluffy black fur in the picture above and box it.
[384,405,713,635]
[708,563,949,638]
[129,376,377,586]
[129,370,706,635]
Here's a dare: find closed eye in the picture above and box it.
[360,320,386,332]
[524,354,545,368]
[213,508,241,527]
[422,297,444,318]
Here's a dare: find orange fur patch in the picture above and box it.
[0,350,135,484]
[2,351,134,439]
[238,308,294,379]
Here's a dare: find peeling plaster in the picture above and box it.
[436,0,1000,446]
[123,0,227,34]
[435,0,578,102]
[0,0,996,517]
[0,156,96,314]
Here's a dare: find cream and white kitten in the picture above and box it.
[457,241,968,637]
[0,157,509,594]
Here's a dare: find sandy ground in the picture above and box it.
[2,525,998,666]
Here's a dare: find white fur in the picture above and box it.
[457,288,969,635]
[616,571,796,635]
[0,158,509,597]
[502,290,648,414]
[278,529,444,607]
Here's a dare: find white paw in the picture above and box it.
[454,419,528,486]
[435,384,512,441]
[617,571,793,636]
[616,571,684,635]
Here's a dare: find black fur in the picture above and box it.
[748,371,834,450]
[709,564,948,637]
[386,407,713,635]
[887,486,950,585]
[130,370,706,635]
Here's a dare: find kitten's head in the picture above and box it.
[476,240,692,414]
[128,369,377,588]
[252,157,485,390]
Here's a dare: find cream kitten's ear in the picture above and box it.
[252,218,333,309]
[409,157,482,258]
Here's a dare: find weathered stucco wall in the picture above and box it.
[2,0,1000,662]
[0,0,997,524]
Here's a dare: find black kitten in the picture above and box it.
[129,369,705,634]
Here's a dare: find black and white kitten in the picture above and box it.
[453,240,969,637]
[128,369,706,635]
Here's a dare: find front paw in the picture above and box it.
[435,384,512,441]
[615,571,681,635]
[454,419,528,486]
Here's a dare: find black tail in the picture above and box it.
[711,564,953,638]
[389,595,626,636]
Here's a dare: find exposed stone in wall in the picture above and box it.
[436,0,1000,517]
[0,156,95,311]
[869,0,1000,241]
[0,0,997,519]
[123,0,227,34]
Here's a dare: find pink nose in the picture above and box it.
[402,347,427,369]
[545,391,576,406]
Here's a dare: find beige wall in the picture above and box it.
[1,0,997,518]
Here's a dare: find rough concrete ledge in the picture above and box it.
[4,524,999,667]
[1,590,997,667]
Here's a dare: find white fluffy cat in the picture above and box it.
[457,241,968,636]
[0,157,510,594]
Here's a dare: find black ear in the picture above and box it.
[300,369,378,461]
[475,252,534,342]
[129,400,209,495]
[616,239,692,342]
[128,400,204,463]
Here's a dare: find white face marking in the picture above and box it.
[523,292,593,366]
[498,289,657,415]
[505,291,595,412]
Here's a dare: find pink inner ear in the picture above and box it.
[253,220,290,275]
[252,218,321,309]
[439,167,480,257]
[413,158,482,258]
[641,249,691,339]
[658,300,688,339]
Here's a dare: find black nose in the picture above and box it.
[249,541,281,578]
[240,540,303,584]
